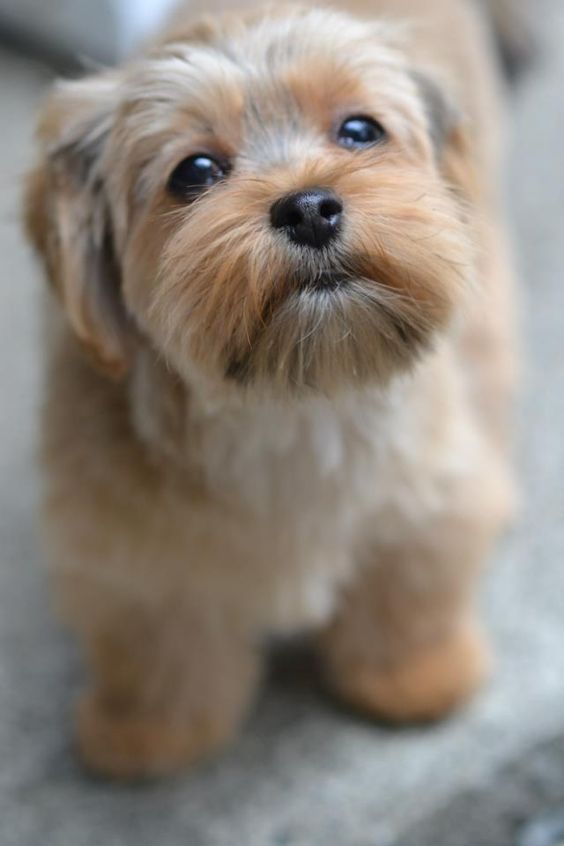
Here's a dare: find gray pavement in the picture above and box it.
[400,735,564,846]
[1,3,564,844]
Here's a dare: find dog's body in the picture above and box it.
[27,0,516,778]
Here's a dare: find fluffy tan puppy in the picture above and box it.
[25,0,517,779]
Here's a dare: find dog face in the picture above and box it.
[26,6,474,394]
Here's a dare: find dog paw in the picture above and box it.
[76,693,233,780]
[326,623,491,724]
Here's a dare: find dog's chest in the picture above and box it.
[193,391,392,521]
[134,366,457,630]
[187,392,395,628]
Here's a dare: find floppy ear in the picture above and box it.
[25,72,132,378]
[410,70,462,156]
[411,70,479,201]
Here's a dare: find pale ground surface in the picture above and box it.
[0,4,563,844]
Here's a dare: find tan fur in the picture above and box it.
[25,0,517,779]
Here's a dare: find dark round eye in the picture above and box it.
[336,116,386,149]
[167,154,228,199]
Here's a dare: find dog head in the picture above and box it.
[26,5,475,394]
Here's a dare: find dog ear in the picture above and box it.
[410,70,462,157]
[410,69,479,200]
[25,72,132,378]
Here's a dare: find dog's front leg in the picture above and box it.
[317,471,509,724]
[72,596,259,780]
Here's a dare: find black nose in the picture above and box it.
[270,188,343,249]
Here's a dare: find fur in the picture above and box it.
[25,0,517,779]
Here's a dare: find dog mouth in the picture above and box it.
[222,251,435,387]
[302,269,349,292]
[256,266,353,326]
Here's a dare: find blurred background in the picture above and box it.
[0,1,563,845]
[0,0,178,63]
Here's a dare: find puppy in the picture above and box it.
[25,0,517,779]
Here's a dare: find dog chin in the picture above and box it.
[222,276,434,395]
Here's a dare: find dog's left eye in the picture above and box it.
[336,116,386,149]
[167,154,228,200]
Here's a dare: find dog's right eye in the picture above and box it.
[336,116,386,149]
[167,154,228,200]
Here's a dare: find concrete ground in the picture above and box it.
[1,3,563,845]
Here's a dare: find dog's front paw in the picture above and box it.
[326,623,491,724]
[76,693,233,780]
